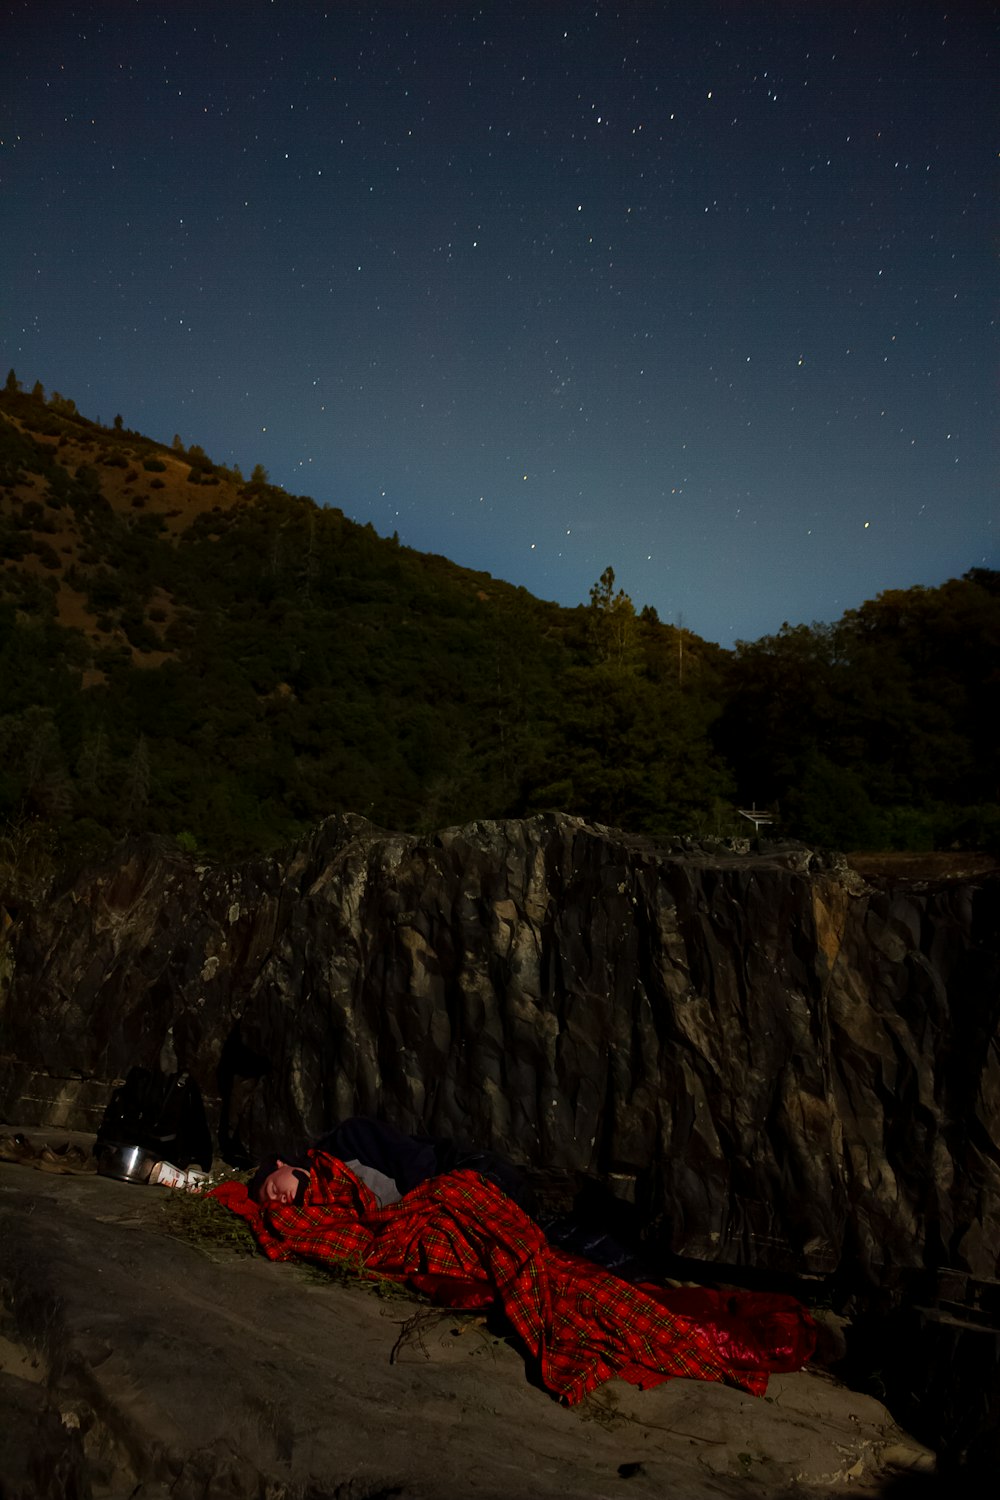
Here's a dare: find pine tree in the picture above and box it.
[20,709,72,821]
[121,735,151,828]
[588,566,639,672]
[76,726,111,801]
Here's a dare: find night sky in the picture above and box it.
[2,2,995,647]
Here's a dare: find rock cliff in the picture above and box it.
[2,813,998,1292]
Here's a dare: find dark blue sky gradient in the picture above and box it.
[2,1,995,645]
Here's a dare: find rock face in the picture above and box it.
[1,813,998,1291]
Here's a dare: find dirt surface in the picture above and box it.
[0,1133,937,1500]
[844,851,999,884]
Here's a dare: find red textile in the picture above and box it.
[211,1151,815,1405]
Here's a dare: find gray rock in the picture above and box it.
[0,1157,936,1499]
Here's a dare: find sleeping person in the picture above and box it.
[248,1115,646,1279]
[215,1119,817,1405]
[249,1115,530,1210]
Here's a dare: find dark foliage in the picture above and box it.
[716,577,1000,851]
[0,382,995,864]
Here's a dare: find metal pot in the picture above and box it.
[95,1143,160,1184]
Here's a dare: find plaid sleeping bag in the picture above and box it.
[212,1151,815,1404]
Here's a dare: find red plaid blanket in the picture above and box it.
[212,1152,815,1404]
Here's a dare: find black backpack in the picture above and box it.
[96,1067,213,1171]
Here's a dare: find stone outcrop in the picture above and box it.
[1,813,998,1292]
[0,1159,940,1500]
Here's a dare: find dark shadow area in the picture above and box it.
[216,1024,271,1168]
[839,1297,1000,1486]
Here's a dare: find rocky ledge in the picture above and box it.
[0,1139,937,1500]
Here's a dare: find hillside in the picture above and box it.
[1,374,996,868]
[0,378,733,863]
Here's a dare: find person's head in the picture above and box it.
[248,1155,310,1206]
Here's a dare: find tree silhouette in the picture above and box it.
[588,565,639,672]
[121,735,152,829]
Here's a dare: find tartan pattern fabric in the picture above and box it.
[212,1151,815,1405]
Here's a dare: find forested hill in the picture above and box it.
[1,373,996,868]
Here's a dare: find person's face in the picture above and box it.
[260,1160,305,1206]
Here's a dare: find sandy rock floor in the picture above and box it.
[0,1132,937,1500]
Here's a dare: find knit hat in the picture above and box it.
[248,1150,311,1204]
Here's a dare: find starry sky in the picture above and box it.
[2,1,995,647]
